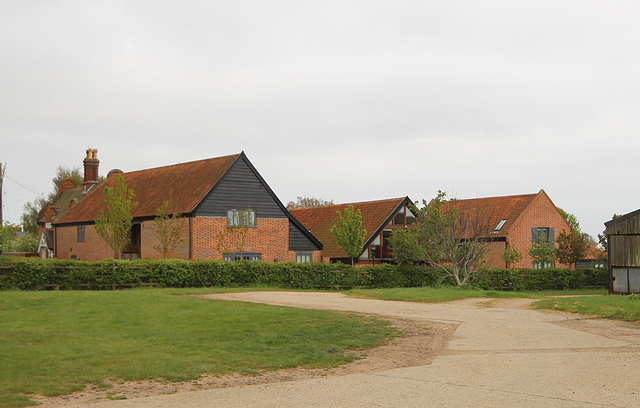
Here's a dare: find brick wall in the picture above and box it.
[55,216,321,263]
[507,193,571,269]
[190,216,305,262]
[56,224,114,261]
[483,241,508,268]
[141,217,190,259]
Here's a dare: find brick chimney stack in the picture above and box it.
[83,148,99,191]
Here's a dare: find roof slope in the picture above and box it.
[439,191,543,237]
[289,197,408,259]
[37,186,84,224]
[55,153,241,225]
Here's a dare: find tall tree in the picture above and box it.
[94,173,138,259]
[287,196,334,209]
[20,165,85,233]
[556,207,589,266]
[557,208,581,233]
[48,165,83,201]
[21,198,46,235]
[153,197,184,259]
[392,191,490,286]
[330,205,366,266]
[556,229,589,266]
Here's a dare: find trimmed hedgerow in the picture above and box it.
[0,256,608,291]
[468,267,609,291]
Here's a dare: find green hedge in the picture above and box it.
[0,256,608,291]
[468,268,609,291]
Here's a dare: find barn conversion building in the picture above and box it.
[52,151,322,262]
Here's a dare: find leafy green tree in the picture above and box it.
[20,165,86,234]
[392,191,490,286]
[95,173,138,259]
[330,205,367,266]
[14,232,38,252]
[556,229,589,266]
[21,199,46,235]
[48,165,83,201]
[555,208,590,266]
[0,222,17,253]
[153,198,184,259]
[557,208,581,233]
[500,246,523,268]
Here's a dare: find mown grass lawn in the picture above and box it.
[0,289,395,408]
[346,287,608,303]
[532,294,640,321]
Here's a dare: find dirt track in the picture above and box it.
[41,292,640,408]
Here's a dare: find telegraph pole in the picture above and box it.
[0,162,4,224]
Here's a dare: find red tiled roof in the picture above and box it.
[585,244,605,259]
[289,197,408,259]
[54,153,241,225]
[439,191,543,237]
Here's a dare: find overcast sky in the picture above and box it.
[2,1,639,239]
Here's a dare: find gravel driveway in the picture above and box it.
[55,291,640,408]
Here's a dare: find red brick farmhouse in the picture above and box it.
[289,197,415,265]
[53,152,322,262]
[442,190,572,268]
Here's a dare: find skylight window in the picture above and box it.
[493,219,507,233]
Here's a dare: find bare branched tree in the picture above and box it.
[153,194,184,259]
[392,191,492,286]
[287,196,334,209]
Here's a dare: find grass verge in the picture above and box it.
[532,294,640,321]
[0,289,394,408]
[346,287,607,303]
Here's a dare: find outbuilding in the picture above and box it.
[604,210,640,294]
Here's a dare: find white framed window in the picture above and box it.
[296,253,313,263]
[492,219,507,233]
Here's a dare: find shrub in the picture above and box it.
[0,256,609,291]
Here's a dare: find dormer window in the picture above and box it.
[492,219,507,233]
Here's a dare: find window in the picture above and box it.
[492,219,507,233]
[532,227,554,245]
[405,208,416,225]
[393,207,406,225]
[392,206,416,226]
[227,209,256,227]
[383,230,392,246]
[77,226,85,242]
[531,227,555,269]
[296,253,313,263]
[223,252,261,261]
